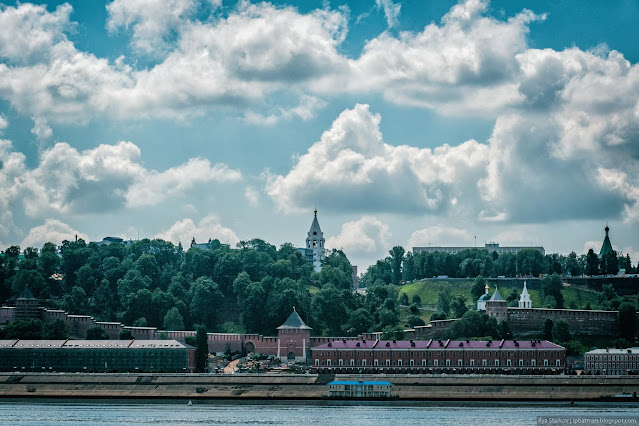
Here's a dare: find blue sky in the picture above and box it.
[0,0,638,270]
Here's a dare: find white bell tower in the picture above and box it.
[519,281,532,308]
[305,208,325,272]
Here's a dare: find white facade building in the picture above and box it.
[584,348,639,375]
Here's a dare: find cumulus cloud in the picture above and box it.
[244,186,260,207]
[408,226,472,249]
[0,114,7,130]
[126,157,242,207]
[243,95,327,125]
[0,139,241,237]
[30,116,52,141]
[375,0,401,28]
[155,214,239,246]
[106,0,197,55]
[21,219,87,248]
[266,104,489,215]
[326,216,390,254]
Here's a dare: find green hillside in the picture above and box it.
[397,279,602,313]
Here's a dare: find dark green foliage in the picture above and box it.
[498,320,512,339]
[600,250,619,276]
[470,275,486,301]
[400,292,409,306]
[552,319,571,344]
[437,288,452,316]
[4,319,43,339]
[586,249,599,276]
[380,324,404,340]
[195,325,208,373]
[541,274,564,308]
[618,302,637,342]
[164,307,185,331]
[389,246,405,285]
[86,325,110,340]
[409,303,420,315]
[446,311,498,340]
[431,312,447,321]
[543,318,554,340]
[346,308,374,335]
[406,315,426,328]
[41,319,69,340]
[119,329,134,340]
[411,294,422,306]
[451,295,468,318]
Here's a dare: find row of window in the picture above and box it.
[316,350,561,357]
[315,358,562,367]
[586,355,638,361]
[586,363,638,369]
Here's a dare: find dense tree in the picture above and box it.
[552,319,571,344]
[389,246,405,284]
[543,318,554,341]
[541,274,564,309]
[86,325,110,340]
[600,250,619,276]
[586,249,599,276]
[119,329,134,340]
[41,319,69,340]
[470,275,487,301]
[164,307,185,331]
[195,325,209,372]
[4,319,43,339]
[446,311,498,339]
[347,308,374,335]
[618,303,638,342]
[189,277,224,329]
[451,295,469,318]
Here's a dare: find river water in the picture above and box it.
[0,401,637,425]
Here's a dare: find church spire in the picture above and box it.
[305,208,325,272]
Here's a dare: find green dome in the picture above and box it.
[478,293,491,301]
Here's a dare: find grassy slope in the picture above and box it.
[397,279,602,311]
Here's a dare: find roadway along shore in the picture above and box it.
[0,373,638,401]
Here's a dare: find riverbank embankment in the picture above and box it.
[1,373,638,401]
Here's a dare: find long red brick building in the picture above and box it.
[312,338,566,374]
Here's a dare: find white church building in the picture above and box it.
[298,209,327,272]
[477,281,532,311]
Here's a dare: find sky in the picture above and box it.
[0,0,638,271]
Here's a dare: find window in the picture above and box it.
[458,359,463,366]
[519,359,524,366]
[327,359,331,366]
[363,359,367,366]
[495,359,499,366]
[445,359,450,366]
[470,359,475,366]
[398,360,403,366]
[482,359,487,366]
[315,359,319,366]
[556,359,560,366]
[507,359,511,367]
[544,359,548,367]
[434,359,439,366]
[422,360,427,366]
[350,359,355,366]
[374,359,379,366]
[386,359,391,366]
[339,359,343,366]
[410,359,415,366]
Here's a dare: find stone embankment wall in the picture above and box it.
[1,373,638,401]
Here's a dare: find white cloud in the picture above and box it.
[243,94,327,125]
[266,103,490,215]
[106,0,197,55]
[408,226,472,249]
[326,216,390,254]
[0,140,241,240]
[583,240,600,255]
[0,114,7,130]
[156,214,239,246]
[30,116,52,141]
[21,219,87,248]
[125,157,241,208]
[375,0,401,28]
[244,186,260,207]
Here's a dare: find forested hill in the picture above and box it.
[0,238,370,336]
